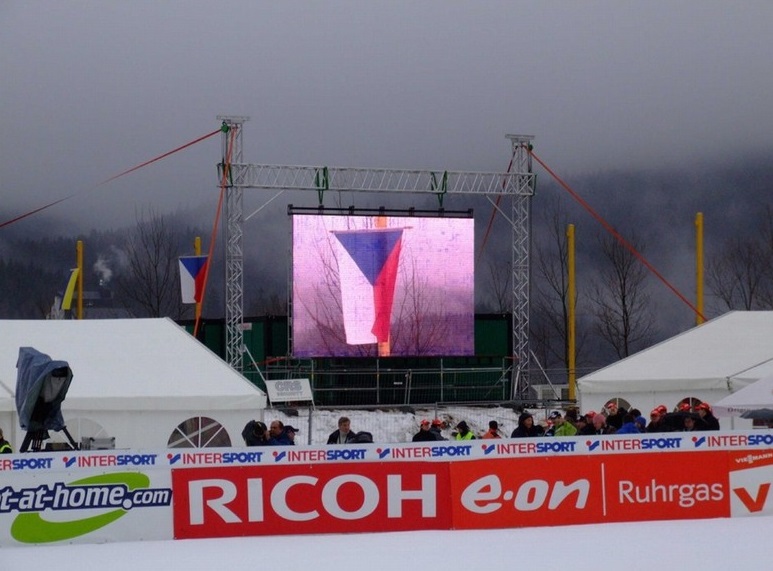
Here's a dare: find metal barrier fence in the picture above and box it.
[243,361,514,407]
[260,400,575,446]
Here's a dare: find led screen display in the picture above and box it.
[292,214,474,357]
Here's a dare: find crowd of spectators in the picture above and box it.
[241,401,724,447]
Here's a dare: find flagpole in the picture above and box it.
[76,240,84,319]
[194,236,202,321]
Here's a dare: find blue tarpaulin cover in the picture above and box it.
[15,346,72,431]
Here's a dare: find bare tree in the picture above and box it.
[390,256,452,355]
[531,196,589,377]
[114,209,186,318]
[707,206,773,311]
[590,231,655,359]
[484,258,512,314]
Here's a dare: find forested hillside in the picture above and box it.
[1,160,771,373]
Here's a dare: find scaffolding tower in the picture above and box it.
[216,116,536,398]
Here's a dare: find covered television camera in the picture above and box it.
[15,346,77,452]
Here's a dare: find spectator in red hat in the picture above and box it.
[412,419,437,442]
[662,403,698,432]
[430,419,447,441]
[646,407,667,433]
[695,402,720,430]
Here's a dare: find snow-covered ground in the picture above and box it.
[6,516,770,570]
[7,405,769,569]
[264,404,547,445]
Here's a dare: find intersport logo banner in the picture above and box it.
[172,462,453,539]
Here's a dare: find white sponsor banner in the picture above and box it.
[264,378,313,403]
[0,461,173,547]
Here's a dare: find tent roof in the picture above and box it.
[713,374,773,417]
[578,311,773,394]
[0,318,266,411]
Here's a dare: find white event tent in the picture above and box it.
[713,374,773,420]
[577,311,773,429]
[0,318,267,451]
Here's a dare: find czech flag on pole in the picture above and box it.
[333,228,404,345]
[178,255,208,304]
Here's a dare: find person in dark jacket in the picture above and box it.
[241,420,268,446]
[327,416,357,445]
[412,419,438,442]
[267,420,296,445]
[615,413,641,434]
[605,402,625,430]
[662,405,695,432]
[695,402,720,430]
[646,407,668,433]
[591,413,617,435]
[0,428,12,454]
[430,419,447,441]
[351,431,373,443]
[511,412,543,438]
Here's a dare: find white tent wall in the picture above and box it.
[577,311,773,430]
[43,409,257,450]
[0,318,267,451]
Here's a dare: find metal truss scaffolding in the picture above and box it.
[217,117,535,398]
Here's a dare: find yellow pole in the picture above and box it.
[567,224,576,401]
[695,213,704,325]
[76,240,84,319]
[194,236,202,321]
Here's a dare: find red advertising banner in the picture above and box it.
[172,462,452,539]
[449,456,606,529]
[449,452,730,530]
[600,451,727,522]
[4,432,770,547]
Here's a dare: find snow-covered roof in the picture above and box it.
[0,317,266,411]
[578,311,773,395]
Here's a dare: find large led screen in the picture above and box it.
[292,213,474,357]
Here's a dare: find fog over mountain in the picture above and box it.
[2,158,771,330]
[3,2,773,368]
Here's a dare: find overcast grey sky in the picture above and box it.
[2,1,773,228]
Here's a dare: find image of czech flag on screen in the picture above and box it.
[332,228,403,345]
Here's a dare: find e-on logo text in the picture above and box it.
[461,475,589,514]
